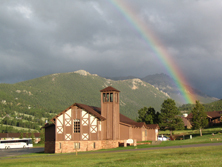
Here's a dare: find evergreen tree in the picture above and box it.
[159,99,184,136]
[19,132,23,139]
[25,132,29,138]
[137,107,160,124]
[0,121,3,133]
[39,129,45,144]
[191,100,208,136]
[31,132,35,144]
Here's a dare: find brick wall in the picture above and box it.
[47,140,126,153]
[101,140,119,149]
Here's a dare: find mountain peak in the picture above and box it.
[74,70,91,76]
[74,70,98,77]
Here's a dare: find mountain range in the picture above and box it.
[105,73,218,105]
[0,70,220,132]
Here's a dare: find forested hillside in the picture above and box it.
[179,99,222,113]
[0,70,220,133]
[0,70,170,133]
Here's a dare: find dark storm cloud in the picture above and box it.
[0,0,222,98]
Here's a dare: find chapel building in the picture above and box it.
[43,86,159,153]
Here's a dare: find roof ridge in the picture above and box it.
[50,103,105,122]
[100,86,120,92]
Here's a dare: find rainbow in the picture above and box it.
[109,0,196,104]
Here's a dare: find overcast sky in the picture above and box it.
[0,0,222,99]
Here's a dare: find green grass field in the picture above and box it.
[1,128,222,166]
[93,133,222,153]
[1,145,222,167]
[159,127,222,136]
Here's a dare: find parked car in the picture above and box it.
[158,135,170,141]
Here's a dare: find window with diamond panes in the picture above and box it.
[74,119,80,133]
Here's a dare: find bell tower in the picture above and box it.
[100,86,120,140]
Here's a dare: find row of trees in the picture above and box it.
[0,102,53,132]
[179,99,222,113]
[1,117,41,130]
[137,99,208,136]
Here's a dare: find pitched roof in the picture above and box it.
[50,102,152,129]
[187,111,222,119]
[119,114,148,128]
[50,103,106,123]
[134,122,147,128]
[41,123,55,129]
[146,124,159,129]
[75,103,106,120]
[206,111,221,118]
[119,114,136,125]
[187,113,193,119]
[181,117,192,127]
[100,86,120,92]
[216,111,222,115]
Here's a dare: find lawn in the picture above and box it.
[159,127,222,136]
[0,145,222,167]
[33,143,44,148]
[1,127,221,166]
[95,133,222,152]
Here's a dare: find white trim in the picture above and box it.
[65,134,71,140]
[57,115,63,125]
[82,119,88,126]
[65,109,71,118]
[57,126,63,134]
[82,133,89,140]
[82,110,88,118]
